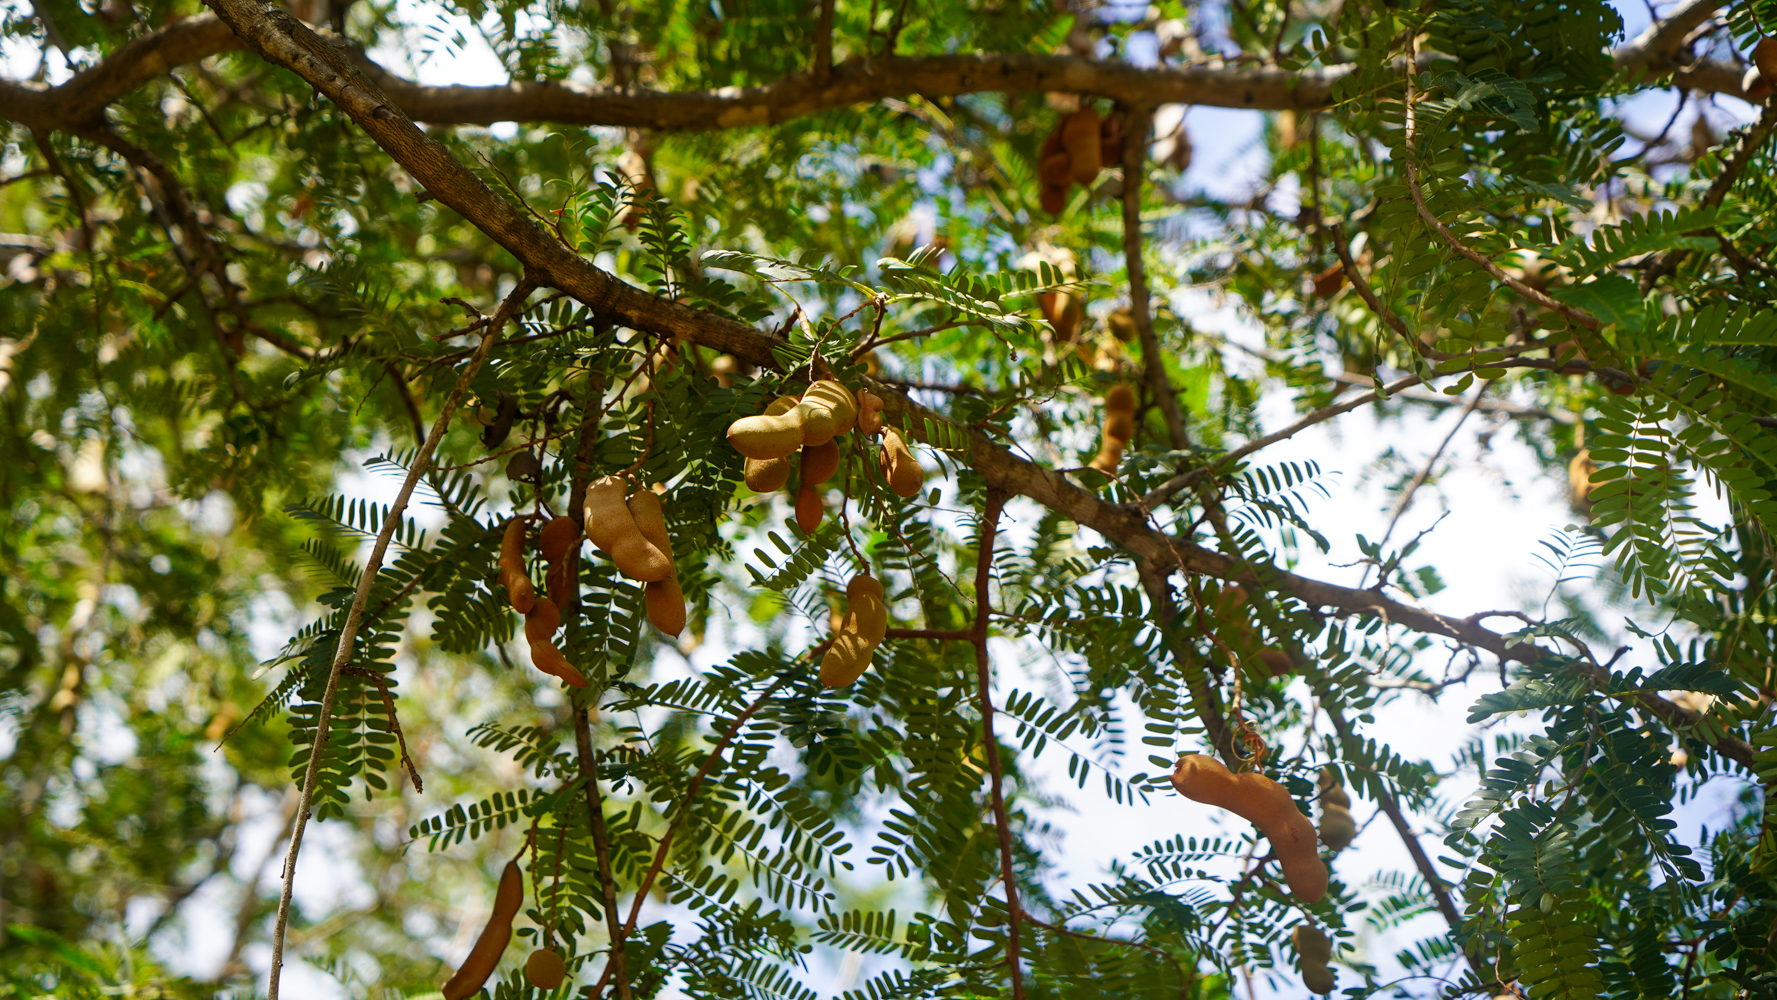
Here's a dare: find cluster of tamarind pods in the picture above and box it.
[440,857,570,997]
[728,378,919,688]
[1169,755,1359,994]
[1036,105,1125,215]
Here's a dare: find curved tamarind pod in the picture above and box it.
[582,476,671,582]
[441,858,523,999]
[499,517,535,614]
[727,392,817,459]
[1039,182,1068,216]
[627,489,686,637]
[878,427,925,498]
[1291,925,1335,995]
[532,639,590,688]
[1039,150,1074,186]
[1756,37,1777,83]
[525,595,560,645]
[1060,107,1103,184]
[1170,754,1327,903]
[745,456,794,493]
[522,597,589,687]
[525,948,567,990]
[538,516,580,564]
[645,576,687,637]
[1098,112,1126,167]
[1089,383,1136,474]
[1039,290,1082,341]
[795,481,825,534]
[798,380,858,446]
[801,440,841,486]
[857,391,885,436]
[820,574,889,687]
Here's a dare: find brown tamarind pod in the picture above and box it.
[480,390,518,448]
[1098,112,1126,166]
[1106,307,1138,343]
[538,516,580,564]
[1258,649,1294,677]
[499,517,536,614]
[1039,290,1083,342]
[1089,383,1137,474]
[802,440,841,486]
[1039,150,1074,187]
[627,489,687,637]
[644,575,687,637]
[1756,38,1777,83]
[1169,754,1327,903]
[745,456,794,493]
[582,476,672,582]
[820,574,889,687]
[878,427,925,498]
[1292,925,1335,995]
[1039,182,1069,215]
[798,379,858,446]
[441,858,523,999]
[794,481,825,533]
[727,391,809,459]
[857,391,885,435]
[1060,107,1103,184]
[525,947,567,990]
[532,639,590,688]
[522,597,589,687]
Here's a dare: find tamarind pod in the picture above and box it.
[857,391,885,435]
[1038,124,1066,165]
[1169,754,1327,903]
[1088,438,1125,475]
[1757,37,1777,83]
[819,575,888,687]
[795,481,825,534]
[1060,107,1103,184]
[525,596,561,645]
[1258,649,1294,677]
[625,489,676,563]
[1105,382,1136,414]
[727,408,808,459]
[798,380,858,446]
[1098,112,1126,167]
[481,390,517,448]
[644,575,687,637]
[545,559,573,610]
[1319,804,1356,852]
[745,455,794,493]
[1291,925,1335,996]
[877,427,924,498]
[1039,290,1082,341]
[441,859,523,999]
[1038,151,1074,186]
[525,948,567,990]
[532,640,590,688]
[1107,307,1138,342]
[801,440,841,486]
[582,476,672,582]
[499,518,535,614]
[538,516,581,564]
[1039,182,1068,215]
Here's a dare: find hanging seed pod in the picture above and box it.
[524,596,588,687]
[857,390,885,435]
[627,489,687,637]
[1060,106,1103,184]
[1317,767,1356,852]
[878,426,925,498]
[480,390,518,448]
[525,947,567,989]
[820,574,889,687]
[582,476,672,582]
[1170,754,1326,903]
[498,517,536,614]
[506,450,542,484]
[441,859,523,999]
[1106,307,1138,342]
[1088,383,1136,474]
[1292,924,1336,995]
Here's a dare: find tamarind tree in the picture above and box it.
[5,0,1777,997]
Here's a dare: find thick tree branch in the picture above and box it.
[3,5,1756,136]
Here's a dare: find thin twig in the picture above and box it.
[970,489,1023,999]
[1121,104,1190,451]
[1359,383,1490,587]
[265,279,533,1000]
[1641,102,1777,290]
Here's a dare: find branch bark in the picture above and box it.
[3,5,1753,134]
[265,278,533,1000]
[970,490,1022,999]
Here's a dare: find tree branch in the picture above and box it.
[574,709,632,1000]
[264,278,532,1000]
[1120,105,1188,451]
[970,490,1023,999]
